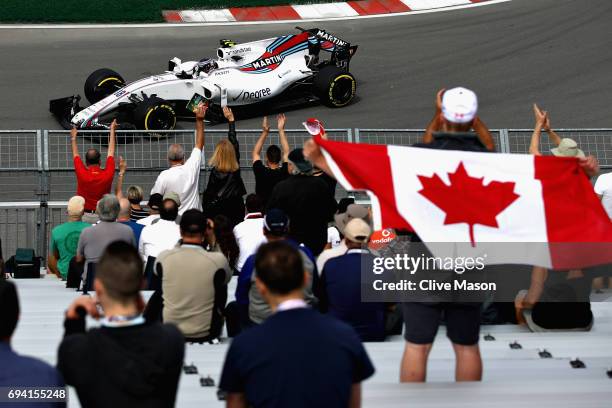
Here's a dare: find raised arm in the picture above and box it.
[252,116,270,163]
[472,117,495,151]
[107,119,117,158]
[543,113,562,147]
[423,89,445,144]
[223,106,240,161]
[115,156,127,199]
[277,113,290,162]
[71,127,80,158]
[194,103,207,150]
[529,104,547,156]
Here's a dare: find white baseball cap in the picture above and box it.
[441,87,478,124]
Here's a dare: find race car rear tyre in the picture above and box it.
[134,97,177,131]
[314,66,356,108]
[84,68,126,104]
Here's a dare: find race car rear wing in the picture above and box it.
[297,27,358,70]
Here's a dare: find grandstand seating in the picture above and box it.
[9,276,612,407]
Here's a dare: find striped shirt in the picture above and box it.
[130,206,149,222]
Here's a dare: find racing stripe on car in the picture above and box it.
[240,32,310,73]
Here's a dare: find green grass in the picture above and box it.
[0,1,327,23]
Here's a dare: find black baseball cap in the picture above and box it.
[180,209,207,234]
[148,193,163,211]
[264,208,289,235]
[288,148,313,173]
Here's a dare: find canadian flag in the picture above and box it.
[315,136,612,269]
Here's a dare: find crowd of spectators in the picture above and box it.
[1,89,610,408]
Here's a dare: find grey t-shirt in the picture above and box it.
[77,221,136,273]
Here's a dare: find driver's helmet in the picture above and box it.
[197,58,217,75]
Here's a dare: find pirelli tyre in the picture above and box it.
[314,66,356,107]
[84,68,126,104]
[134,97,177,131]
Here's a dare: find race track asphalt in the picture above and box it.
[0,0,611,131]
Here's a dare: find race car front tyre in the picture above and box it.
[314,66,356,108]
[84,68,126,104]
[134,97,177,131]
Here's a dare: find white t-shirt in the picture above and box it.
[139,219,181,261]
[594,173,612,219]
[327,226,341,248]
[151,147,203,215]
[233,214,267,272]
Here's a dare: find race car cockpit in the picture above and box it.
[168,57,218,79]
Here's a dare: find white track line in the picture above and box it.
[0,0,511,29]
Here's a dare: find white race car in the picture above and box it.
[50,28,358,130]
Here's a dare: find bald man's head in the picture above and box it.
[168,144,185,164]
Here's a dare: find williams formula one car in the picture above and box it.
[50,28,358,130]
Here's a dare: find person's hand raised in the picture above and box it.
[119,156,127,174]
[436,88,446,113]
[277,113,286,130]
[194,103,208,121]
[223,106,235,122]
[533,104,548,127]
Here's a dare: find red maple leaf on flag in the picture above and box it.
[417,162,520,246]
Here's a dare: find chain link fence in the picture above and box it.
[0,127,609,262]
[506,129,612,168]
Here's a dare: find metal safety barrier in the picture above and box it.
[0,127,610,262]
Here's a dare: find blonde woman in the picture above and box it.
[115,157,149,221]
[202,107,246,227]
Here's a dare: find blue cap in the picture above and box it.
[264,209,289,235]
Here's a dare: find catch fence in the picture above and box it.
[0,127,610,261]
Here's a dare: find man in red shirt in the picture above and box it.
[72,120,117,224]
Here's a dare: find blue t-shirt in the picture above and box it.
[320,250,386,342]
[119,220,144,246]
[219,308,374,408]
[0,343,65,407]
